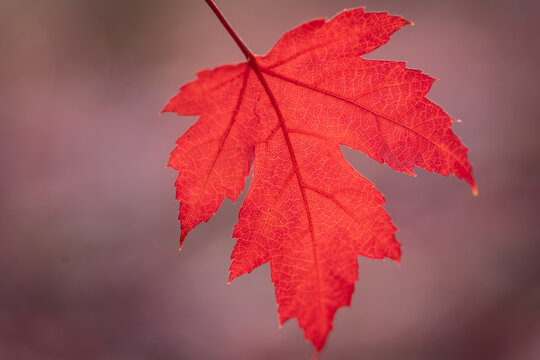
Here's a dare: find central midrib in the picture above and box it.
[248,56,325,323]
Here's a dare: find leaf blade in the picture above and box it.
[164,5,475,351]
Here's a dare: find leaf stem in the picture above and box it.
[204,0,253,60]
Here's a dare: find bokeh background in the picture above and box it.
[1,0,539,359]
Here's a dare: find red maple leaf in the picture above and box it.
[163,0,476,352]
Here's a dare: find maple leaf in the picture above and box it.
[163,0,475,352]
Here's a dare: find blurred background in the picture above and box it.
[1,0,539,359]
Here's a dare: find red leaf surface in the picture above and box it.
[163,2,475,352]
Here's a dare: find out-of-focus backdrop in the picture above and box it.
[1,0,539,359]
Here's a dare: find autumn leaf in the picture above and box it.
[162,0,475,352]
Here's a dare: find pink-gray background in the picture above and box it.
[1,0,539,359]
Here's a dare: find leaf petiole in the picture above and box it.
[204,0,254,60]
